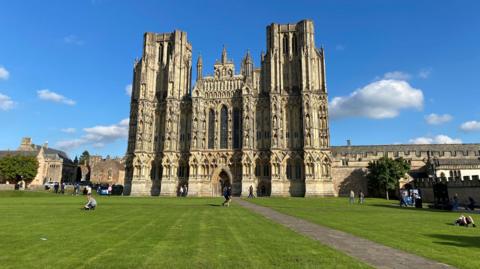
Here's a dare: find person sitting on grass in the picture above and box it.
[454,215,476,227]
[83,196,97,210]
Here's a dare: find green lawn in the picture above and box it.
[248,197,480,269]
[0,191,369,269]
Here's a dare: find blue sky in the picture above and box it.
[0,0,479,159]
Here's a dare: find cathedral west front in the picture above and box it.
[124,20,336,197]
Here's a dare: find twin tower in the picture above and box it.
[124,20,335,197]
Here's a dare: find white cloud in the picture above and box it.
[125,84,132,96]
[409,134,462,144]
[418,68,432,79]
[0,93,16,111]
[424,113,452,125]
[61,128,76,134]
[0,66,9,80]
[37,89,76,105]
[56,118,129,151]
[329,79,423,119]
[460,120,480,132]
[63,35,85,45]
[382,71,411,81]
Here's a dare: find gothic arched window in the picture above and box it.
[233,108,242,148]
[283,34,289,55]
[208,109,215,149]
[220,106,228,149]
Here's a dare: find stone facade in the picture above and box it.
[125,20,334,197]
[331,143,480,200]
[88,155,125,185]
[0,137,75,185]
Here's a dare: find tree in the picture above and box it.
[73,156,79,165]
[367,157,410,200]
[0,155,39,184]
[79,150,90,165]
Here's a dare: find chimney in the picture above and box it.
[347,139,351,146]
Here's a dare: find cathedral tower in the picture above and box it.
[125,20,334,197]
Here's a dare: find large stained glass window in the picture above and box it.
[208,109,215,149]
[233,108,242,148]
[220,106,228,149]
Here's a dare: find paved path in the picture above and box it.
[234,198,454,269]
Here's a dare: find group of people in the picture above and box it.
[454,215,476,227]
[349,190,365,204]
[452,194,476,211]
[53,182,66,194]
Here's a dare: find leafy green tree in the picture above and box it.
[79,150,90,165]
[367,157,410,200]
[0,155,39,184]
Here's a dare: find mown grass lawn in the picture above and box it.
[249,197,480,269]
[0,191,370,269]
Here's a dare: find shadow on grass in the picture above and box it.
[427,234,480,248]
[207,203,221,207]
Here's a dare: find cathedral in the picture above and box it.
[124,20,335,197]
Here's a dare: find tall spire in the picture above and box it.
[221,45,227,63]
[196,55,203,81]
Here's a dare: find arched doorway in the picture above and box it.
[212,169,232,196]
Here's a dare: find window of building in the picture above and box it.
[463,176,471,181]
[208,109,215,149]
[220,106,228,149]
[257,131,262,139]
[233,108,242,148]
[472,175,479,180]
[342,159,349,166]
[283,34,289,55]
[295,163,302,179]
[263,165,270,177]
[255,164,261,177]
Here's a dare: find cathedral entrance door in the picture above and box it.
[212,170,232,196]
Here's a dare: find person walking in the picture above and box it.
[248,185,255,198]
[358,191,365,204]
[222,186,230,206]
[349,190,355,204]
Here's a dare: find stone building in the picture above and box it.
[331,143,480,201]
[88,155,125,185]
[125,20,334,196]
[0,137,75,185]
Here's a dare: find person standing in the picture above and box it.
[54,182,59,194]
[248,185,255,198]
[107,185,112,196]
[179,186,184,197]
[349,190,355,204]
[358,191,365,204]
[60,182,65,194]
[452,193,459,211]
[184,185,188,197]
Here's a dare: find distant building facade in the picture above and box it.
[0,137,75,185]
[88,155,125,185]
[331,143,480,202]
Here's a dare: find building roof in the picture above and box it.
[434,158,480,166]
[331,143,480,155]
